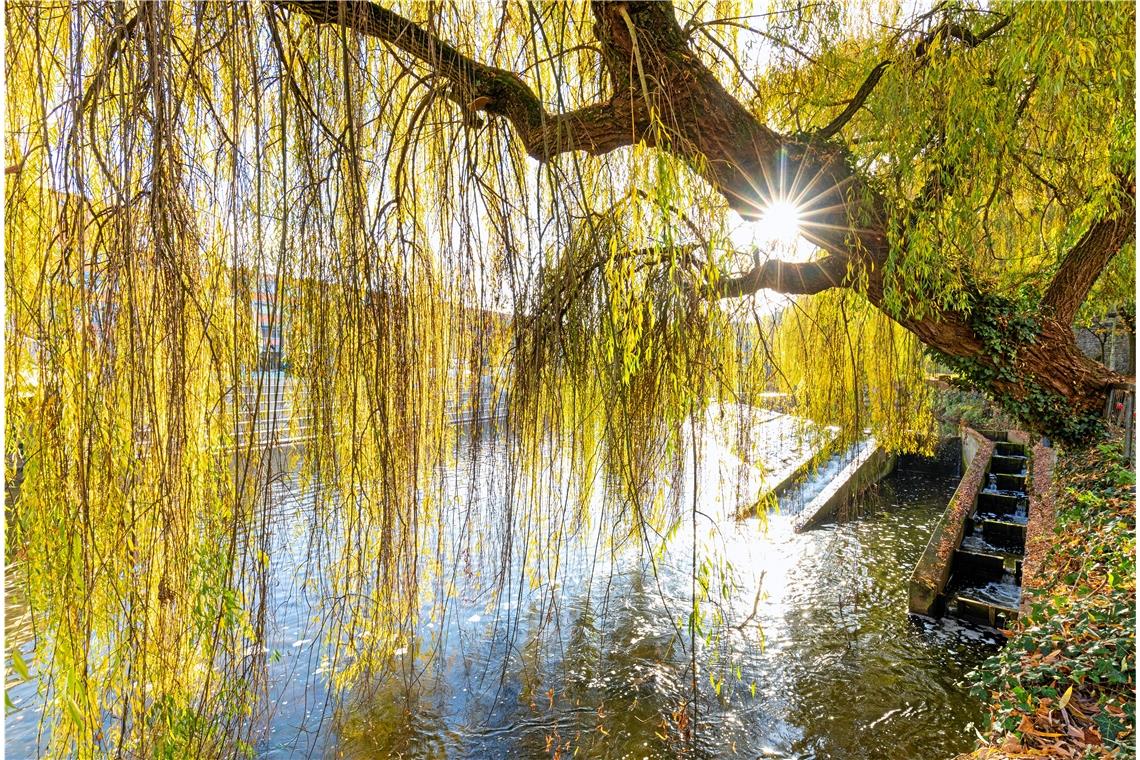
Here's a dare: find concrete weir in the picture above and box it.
[793,439,896,531]
[909,428,1043,630]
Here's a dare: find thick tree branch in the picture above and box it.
[279,1,866,257]
[812,60,892,142]
[717,254,849,298]
[274,0,1125,438]
[811,11,1010,143]
[812,10,1011,144]
[1042,184,1136,325]
[913,15,1011,58]
[277,0,642,160]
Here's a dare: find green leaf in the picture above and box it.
[10,650,30,682]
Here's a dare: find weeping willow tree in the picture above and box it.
[4,0,1134,756]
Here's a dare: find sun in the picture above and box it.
[751,200,802,248]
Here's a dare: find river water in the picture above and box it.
[6,425,999,759]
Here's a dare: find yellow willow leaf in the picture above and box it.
[10,649,30,682]
[1057,685,1074,710]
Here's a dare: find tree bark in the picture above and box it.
[1041,184,1137,325]
[278,0,1136,442]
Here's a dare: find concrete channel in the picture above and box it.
[908,428,1045,631]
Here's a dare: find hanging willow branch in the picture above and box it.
[4,1,1134,756]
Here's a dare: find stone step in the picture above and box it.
[975,508,1028,526]
[977,491,1027,519]
[977,518,1026,552]
[990,454,1028,475]
[960,532,1025,560]
[995,441,1027,457]
[993,472,1026,492]
[951,548,1007,584]
[948,589,1019,629]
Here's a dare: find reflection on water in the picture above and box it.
[6,432,998,759]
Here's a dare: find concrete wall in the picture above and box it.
[909,431,995,616]
[794,441,897,532]
[961,427,991,474]
[1020,443,1058,615]
[1075,316,1135,375]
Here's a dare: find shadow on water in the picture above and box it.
[6,431,1000,759]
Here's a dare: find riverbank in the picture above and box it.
[959,435,1135,759]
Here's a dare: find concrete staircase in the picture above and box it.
[942,440,1029,628]
[909,433,1036,631]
